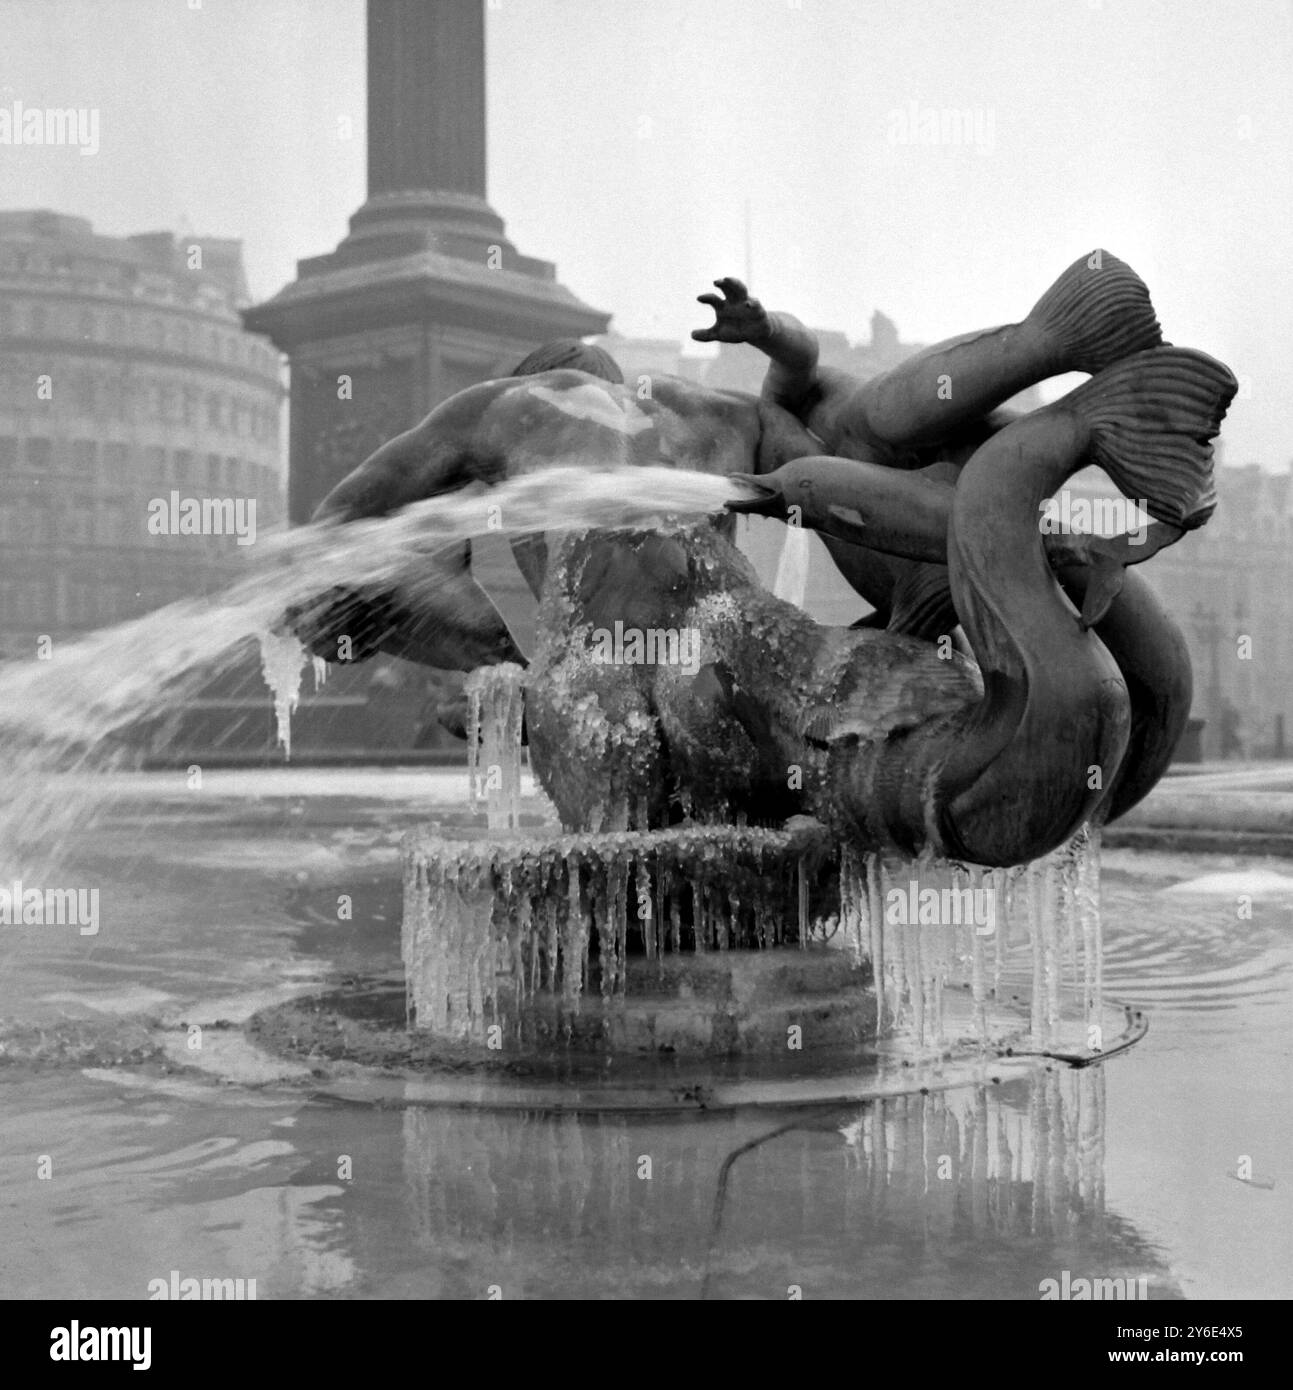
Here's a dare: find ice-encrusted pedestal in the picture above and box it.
[401,822,872,1053]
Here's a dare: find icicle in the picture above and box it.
[797,855,809,949]
[564,865,584,1015]
[1026,858,1045,1042]
[910,882,926,1045]
[638,856,656,960]
[258,627,309,760]
[990,866,1007,997]
[311,655,329,691]
[611,855,629,998]
[969,866,988,1042]
[1076,824,1104,1039]
[1042,855,1061,1045]
[465,662,525,831]
[867,853,886,1031]
[543,879,560,994]
[595,872,615,1006]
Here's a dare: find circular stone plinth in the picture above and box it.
[248,947,873,1070]
[513,946,875,1055]
[230,979,1147,1112]
[402,822,840,1050]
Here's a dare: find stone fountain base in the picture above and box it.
[400,822,862,1054]
[399,812,1113,1063]
[510,947,875,1055]
[243,947,876,1075]
[209,819,1138,1105]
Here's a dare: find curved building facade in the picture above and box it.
[0,209,284,655]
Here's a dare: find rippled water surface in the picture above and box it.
[0,770,1289,1299]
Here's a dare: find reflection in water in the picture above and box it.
[832,1069,1105,1242]
[387,1067,1175,1299]
[2,791,1284,1299]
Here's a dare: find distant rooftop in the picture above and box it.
[0,209,251,305]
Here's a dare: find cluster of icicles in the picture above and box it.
[407,654,1107,1053]
[258,630,328,759]
[402,823,817,1043]
[840,827,1104,1052]
[405,822,1103,1052]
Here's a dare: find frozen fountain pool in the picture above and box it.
[0,768,1289,1299]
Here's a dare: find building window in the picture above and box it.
[0,437,16,469]
[206,453,221,490]
[182,388,197,426]
[97,502,128,544]
[146,445,166,479]
[64,506,93,547]
[14,582,46,624]
[72,439,97,471]
[70,373,96,417]
[24,437,52,471]
[19,503,52,544]
[110,387,127,423]
[104,441,127,475]
[175,448,193,484]
[79,311,97,342]
[69,580,98,626]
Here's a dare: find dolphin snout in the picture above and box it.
[724,473,789,519]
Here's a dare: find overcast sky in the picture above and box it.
[4,0,1289,467]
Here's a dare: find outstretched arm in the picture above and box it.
[692,277,822,416]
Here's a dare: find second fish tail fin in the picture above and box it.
[1065,346,1238,531]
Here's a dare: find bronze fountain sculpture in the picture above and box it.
[279,251,1234,1055]
[294,251,1235,869]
